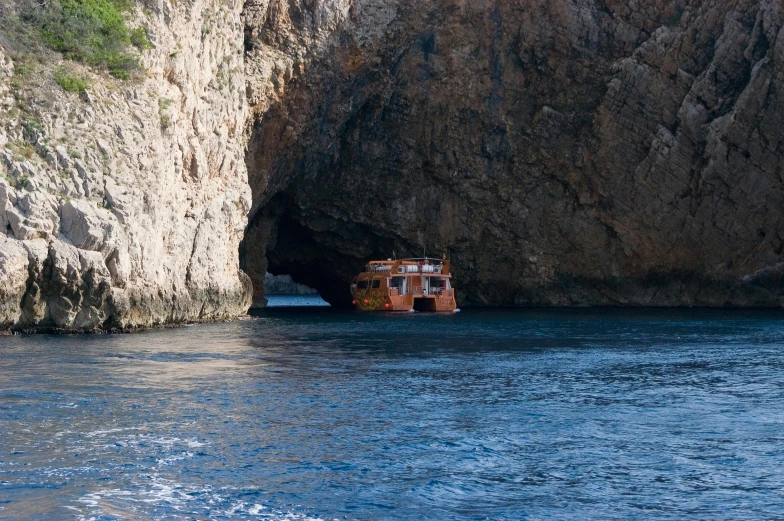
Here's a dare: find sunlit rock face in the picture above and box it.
[0,0,251,331]
[243,0,784,308]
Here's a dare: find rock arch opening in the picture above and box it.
[240,191,407,308]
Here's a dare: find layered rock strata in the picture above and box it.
[0,0,251,331]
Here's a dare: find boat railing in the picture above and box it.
[395,265,443,274]
[388,287,453,297]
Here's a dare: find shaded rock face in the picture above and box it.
[243,0,784,308]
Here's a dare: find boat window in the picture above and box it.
[371,280,381,288]
[430,277,447,288]
[357,280,369,289]
[389,277,404,288]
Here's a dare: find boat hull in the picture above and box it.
[353,290,456,312]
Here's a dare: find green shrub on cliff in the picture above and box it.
[1,0,146,79]
[54,67,88,93]
[37,0,139,77]
[130,26,151,50]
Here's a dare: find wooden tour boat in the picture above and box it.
[350,257,457,312]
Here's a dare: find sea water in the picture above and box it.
[1,298,784,520]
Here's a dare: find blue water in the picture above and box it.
[2,300,784,520]
[266,295,330,307]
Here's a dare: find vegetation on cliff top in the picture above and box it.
[1,0,149,79]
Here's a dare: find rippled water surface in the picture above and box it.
[2,298,784,520]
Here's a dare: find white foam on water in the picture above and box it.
[278,505,331,519]
[43,465,96,478]
[72,475,334,521]
[156,451,194,466]
[140,482,189,504]
[186,439,206,448]
[76,497,99,508]
[146,435,182,446]
[223,501,328,520]
[226,501,246,514]
[85,428,128,438]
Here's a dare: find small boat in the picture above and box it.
[350,257,457,312]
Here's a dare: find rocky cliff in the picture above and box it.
[0,0,251,331]
[243,0,784,308]
[1,0,782,331]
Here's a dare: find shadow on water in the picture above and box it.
[251,296,784,356]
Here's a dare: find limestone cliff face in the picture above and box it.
[0,0,251,331]
[243,0,784,308]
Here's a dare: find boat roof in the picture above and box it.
[359,257,452,277]
[367,257,447,265]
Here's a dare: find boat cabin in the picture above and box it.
[350,258,457,312]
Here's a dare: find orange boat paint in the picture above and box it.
[350,258,457,312]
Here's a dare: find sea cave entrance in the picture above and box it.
[239,194,396,310]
